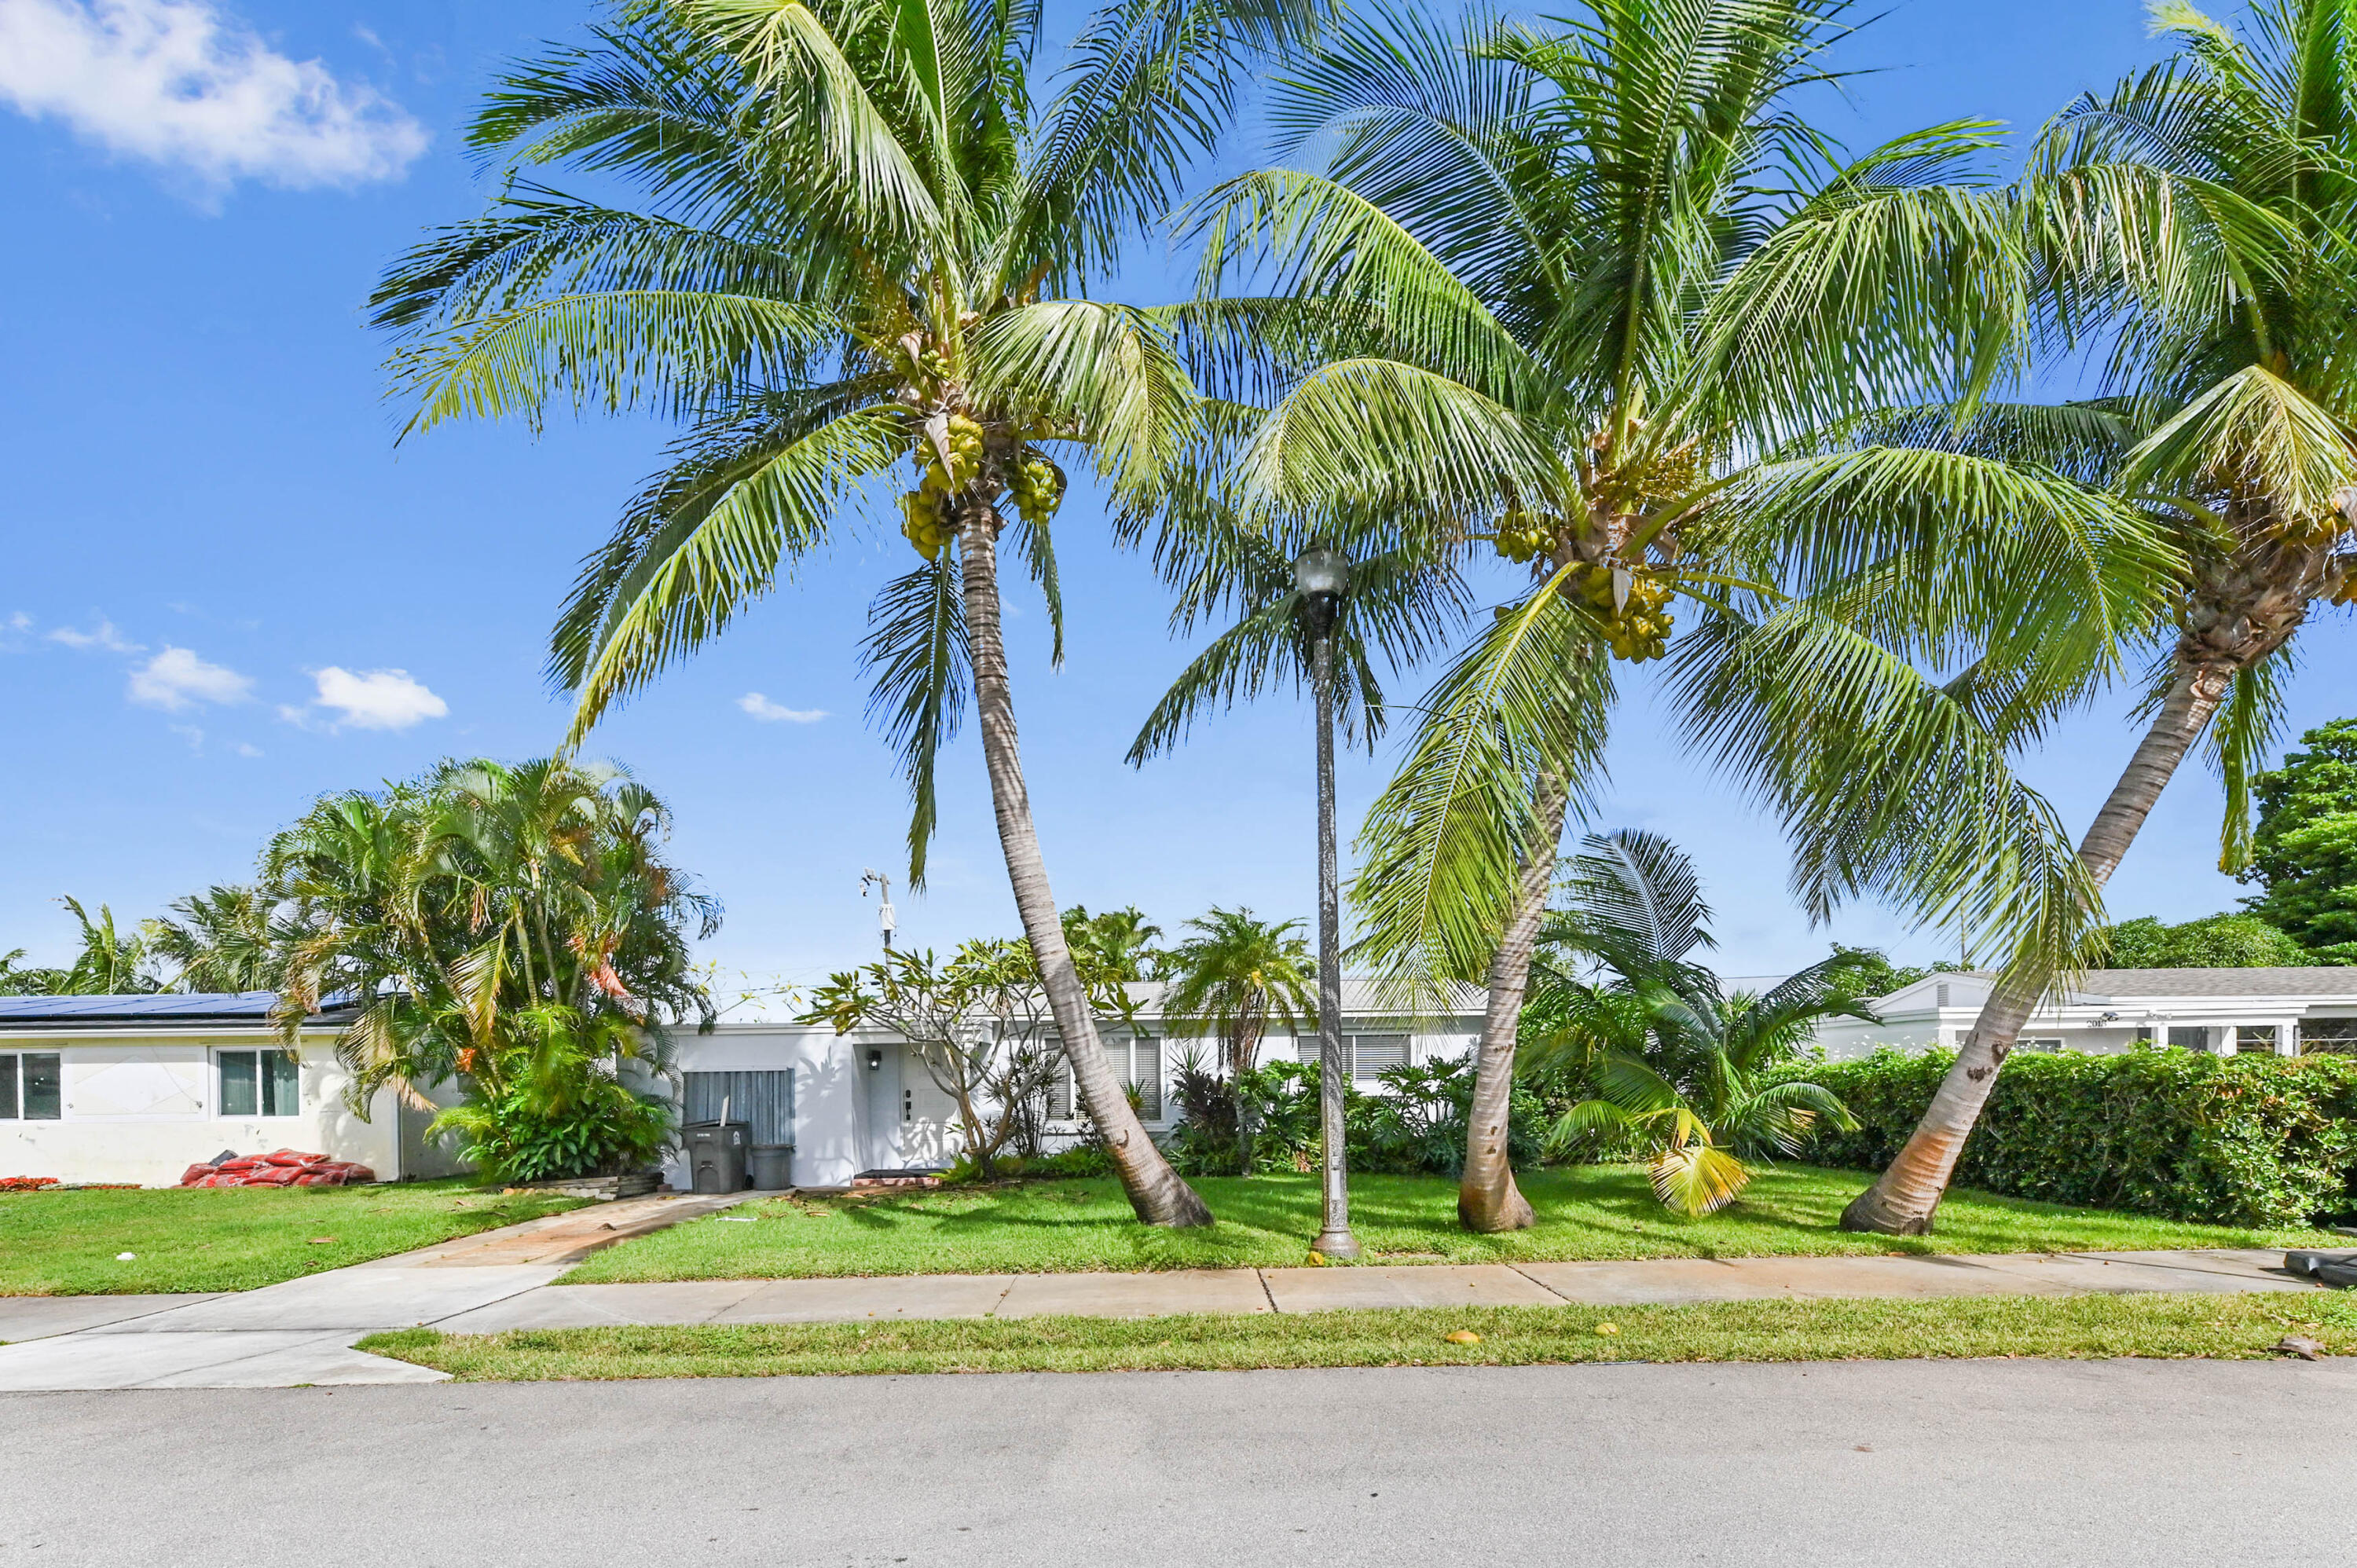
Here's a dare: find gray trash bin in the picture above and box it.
[748,1144,794,1190]
[684,1121,750,1193]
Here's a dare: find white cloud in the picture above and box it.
[739,692,827,724]
[304,665,446,730]
[0,0,428,189]
[231,740,262,757]
[128,644,251,709]
[7,612,30,633]
[48,617,144,652]
[168,722,203,751]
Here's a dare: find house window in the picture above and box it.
[2020,1038,2066,1053]
[2301,1019,2357,1056]
[218,1050,300,1117]
[2166,1026,2211,1052]
[684,1070,795,1145]
[0,1053,62,1120]
[1352,1034,1410,1083]
[2235,1025,2280,1055]
[1047,1037,1161,1121]
[1293,1034,1414,1084]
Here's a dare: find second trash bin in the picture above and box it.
[684,1120,750,1193]
[748,1145,794,1190]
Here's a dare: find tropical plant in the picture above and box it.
[1523,830,1865,1214]
[42,898,161,996]
[369,0,1321,1227]
[1159,906,1315,1171]
[1843,0,2357,1233]
[263,757,717,1179]
[2243,717,2357,959]
[429,1004,680,1182]
[144,885,280,994]
[1063,905,1171,981]
[1176,0,2163,1234]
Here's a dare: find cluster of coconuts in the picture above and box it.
[1493,507,1557,564]
[897,413,985,561]
[897,412,1067,562]
[1569,562,1674,662]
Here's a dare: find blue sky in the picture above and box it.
[3,0,2351,986]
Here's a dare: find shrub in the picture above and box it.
[1791,1047,2357,1227]
[1164,1056,1543,1178]
[432,1080,676,1185]
[1025,1145,1114,1179]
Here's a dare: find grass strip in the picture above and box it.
[0,1181,590,1295]
[557,1167,2339,1285]
[361,1290,2357,1380]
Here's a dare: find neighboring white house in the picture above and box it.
[0,994,469,1187]
[1812,968,2357,1060]
[2,982,1484,1189]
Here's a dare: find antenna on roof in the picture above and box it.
[861,870,896,951]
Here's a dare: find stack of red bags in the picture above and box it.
[179,1150,376,1188]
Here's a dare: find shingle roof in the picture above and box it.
[2066,968,2357,1000]
[0,992,356,1028]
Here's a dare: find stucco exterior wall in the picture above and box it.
[0,1030,418,1186]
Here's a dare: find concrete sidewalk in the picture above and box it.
[0,1190,756,1391]
[428,1246,2321,1332]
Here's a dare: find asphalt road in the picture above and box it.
[5,1358,2354,1566]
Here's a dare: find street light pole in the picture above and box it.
[1296,545,1361,1262]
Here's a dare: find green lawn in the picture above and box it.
[0,1181,590,1295]
[363,1289,2357,1379]
[559,1166,2337,1284]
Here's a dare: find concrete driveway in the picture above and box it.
[4,1357,2352,1566]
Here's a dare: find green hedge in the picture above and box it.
[1792,1047,2357,1228]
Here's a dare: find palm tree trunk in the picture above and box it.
[1458,764,1572,1233]
[957,502,1212,1226]
[1838,657,2237,1234]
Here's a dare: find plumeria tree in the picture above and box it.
[372,0,1320,1227]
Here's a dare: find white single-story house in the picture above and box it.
[1813,968,2357,1060]
[672,979,1486,1190]
[0,993,470,1187]
[0,982,1484,1189]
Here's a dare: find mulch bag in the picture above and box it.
[178,1150,375,1189]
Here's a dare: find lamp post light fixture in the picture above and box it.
[1296,544,1362,1262]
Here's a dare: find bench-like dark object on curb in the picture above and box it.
[2285,1250,2357,1288]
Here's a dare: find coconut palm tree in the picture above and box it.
[371,0,1320,1227]
[1180,0,2167,1231]
[1842,0,2357,1234]
[1160,906,1316,1171]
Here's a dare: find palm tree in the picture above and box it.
[1160,907,1316,1171]
[268,758,717,1128]
[1182,0,2161,1231]
[46,898,160,995]
[370,0,1318,1227]
[145,885,278,994]
[1525,831,1865,1214]
[1842,0,2357,1234]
